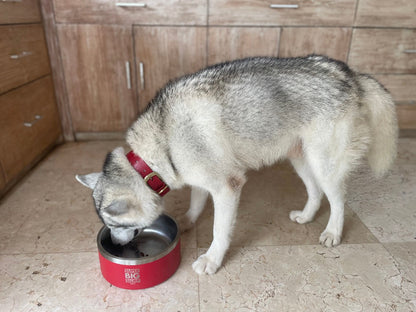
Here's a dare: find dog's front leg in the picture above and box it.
[192,177,245,275]
[178,186,209,232]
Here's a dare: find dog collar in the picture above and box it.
[126,151,170,196]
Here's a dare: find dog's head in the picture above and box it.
[76,147,163,245]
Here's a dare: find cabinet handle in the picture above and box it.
[23,115,42,127]
[2,0,23,2]
[139,62,145,90]
[10,51,33,59]
[125,61,132,90]
[269,4,299,9]
[403,49,416,54]
[116,2,146,7]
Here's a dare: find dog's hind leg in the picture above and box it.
[178,186,209,232]
[192,175,246,274]
[304,133,351,247]
[289,156,323,224]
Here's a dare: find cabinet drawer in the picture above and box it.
[209,0,356,26]
[279,27,351,62]
[0,25,51,94]
[53,0,207,25]
[0,0,41,24]
[0,76,61,182]
[349,29,416,74]
[373,75,416,105]
[397,105,416,130]
[355,0,416,27]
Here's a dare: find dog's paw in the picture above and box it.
[192,254,219,275]
[319,231,341,247]
[177,214,194,233]
[289,210,313,224]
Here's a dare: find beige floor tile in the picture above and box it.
[1,138,415,311]
[0,248,199,312]
[348,139,416,243]
[197,162,378,248]
[198,244,416,311]
[36,141,128,173]
[384,242,416,285]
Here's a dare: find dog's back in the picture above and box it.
[141,55,392,172]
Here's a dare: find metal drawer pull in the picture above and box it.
[270,4,299,9]
[116,2,146,7]
[403,49,416,54]
[10,51,33,59]
[2,0,23,2]
[139,62,145,90]
[24,115,42,128]
[125,61,132,90]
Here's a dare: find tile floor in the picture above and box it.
[0,139,415,311]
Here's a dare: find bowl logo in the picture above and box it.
[124,268,141,285]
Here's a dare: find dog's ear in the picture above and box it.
[75,172,102,190]
[104,200,129,216]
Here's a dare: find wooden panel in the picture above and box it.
[57,24,137,132]
[279,27,351,61]
[208,27,279,65]
[373,75,416,105]
[134,26,207,111]
[0,164,5,191]
[209,0,356,26]
[40,0,74,141]
[0,0,41,24]
[0,76,61,182]
[349,29,416,74]
[0,24,50,94]
[397,105,416,130]
[355,0,416,27]
[53,0,207,25]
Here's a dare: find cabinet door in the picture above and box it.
[208,27,279,65]
[349,29,416,74]
[57,25,137,133]
[134,27,206,111]
[279,27,352,62]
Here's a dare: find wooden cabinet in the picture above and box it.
[57,24,137,134]
[279,27,352,62]
[0,0,41,24]
[208,27,279,65]
[209,0,356,26]
[0,24,50,94]
[355,0,416,28]
[0,77,61,181]
[48,0,416,137]
[135,27,206,110]
[53,0,207,25]
[0,0,61,196]
[349,29,416,74]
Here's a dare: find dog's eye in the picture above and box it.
[134,229,139,236]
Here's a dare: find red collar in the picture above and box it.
[126,151,170,196]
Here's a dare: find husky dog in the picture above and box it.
[76,55,397,275]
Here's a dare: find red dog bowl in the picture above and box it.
[97,214,180,289]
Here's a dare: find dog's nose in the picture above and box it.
[110,227,136,245]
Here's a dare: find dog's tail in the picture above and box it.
[359,74,398,177]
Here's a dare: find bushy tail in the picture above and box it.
[359,74,398,177]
